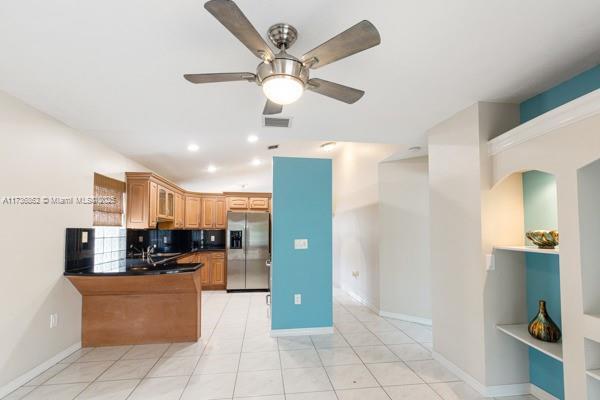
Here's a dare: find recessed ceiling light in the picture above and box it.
[320,142,337,152]
[251,158,262,166]
[187,144,199,152]
[247,134,259,143]
[207,164,217,173]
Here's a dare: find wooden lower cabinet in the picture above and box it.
[177,251,226,290]
[211,254,226,286]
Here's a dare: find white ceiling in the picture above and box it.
[1,0,600,190]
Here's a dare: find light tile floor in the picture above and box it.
[2,290,539,400]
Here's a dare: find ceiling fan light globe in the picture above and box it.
[262,75,304,105]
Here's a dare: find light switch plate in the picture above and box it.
[485,254,495,271]
[294,294,302,305]
[294,239,308,250]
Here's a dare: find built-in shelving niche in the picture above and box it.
[578,158,600,318]
[585,339,600,398]
[489,170,564,399]
[577,158,600,398]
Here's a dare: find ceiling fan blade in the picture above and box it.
[204,0,275,62]
[263,99,283,115]
[307,78,365,104]
[183,72,256,84]
[301,20,381,69]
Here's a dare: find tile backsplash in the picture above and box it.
[127,229,225,253]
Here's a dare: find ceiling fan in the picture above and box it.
[184,0,381,115]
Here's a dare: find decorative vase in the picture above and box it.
[526,230,559,249]
[528,300,561,343]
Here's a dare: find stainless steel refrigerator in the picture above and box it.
[227,212,270,291]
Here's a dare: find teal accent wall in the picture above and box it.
[271,157,333,330]
[523,171,558,233]
[520,65,600,123]
[522,171,563,399]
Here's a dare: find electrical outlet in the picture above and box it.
[210,235,215,242]
[163,236,168,244]
[138,236,144,243]
[294,239,308,250]
[294,294,302,305]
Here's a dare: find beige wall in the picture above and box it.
[427,102,521,388]
[378,156,431,321]
[332,143,397,309]
[0,91,148,390]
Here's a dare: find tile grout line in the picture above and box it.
[118,342,170,400]
[173,291,231,400]
[336,293,445,400]
[334,298,393,400]
[230,294,252,399]
[310,332,340,400]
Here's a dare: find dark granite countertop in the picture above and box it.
[64,248,225,277]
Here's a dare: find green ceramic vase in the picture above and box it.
[528,300,561,343]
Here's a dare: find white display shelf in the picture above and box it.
[494,245,559,255]
[497,324,563,362]
[587,369,600,381]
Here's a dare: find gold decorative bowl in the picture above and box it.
[526,230,559,249]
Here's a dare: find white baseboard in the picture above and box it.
[340,286,433,327]
[530,384,559,400]
[379,310,433,327]
[433,351,531,397]
[340,285,380,314]
[270,327,334,337]
[0,342,81,398]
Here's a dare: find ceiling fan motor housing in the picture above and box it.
[256,52,309,86]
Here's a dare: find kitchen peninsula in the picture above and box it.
[65,249,205,347]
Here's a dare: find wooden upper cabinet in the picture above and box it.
[157,186,170,220]
[228,196,249,210]
[201,197,215,229]
[215,197,226,229]
[126,179,150,229]
[127,173,270,230]
[174,192,184,228]
[149,181,158,228]
[200,196,227,229]
[225,194,271,212]
[184,195,201,229]
[249,197,269,210]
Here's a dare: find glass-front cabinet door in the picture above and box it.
[166,191,174,219]
[158,186,167,218]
